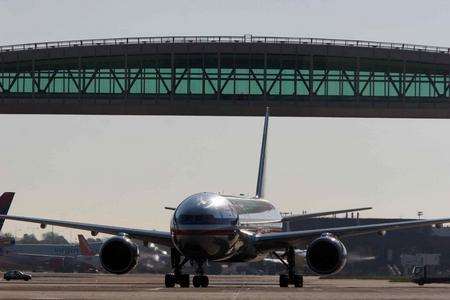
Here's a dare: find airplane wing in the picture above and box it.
[281,207,372,222]
[0,214,173,247]
[254,217,450,251]
[11,252,67,259]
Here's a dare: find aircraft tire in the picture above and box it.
[201,276,209,287]
[279,274,289,287]
[164,274,176,288]
[193,275,209,288]
[293,274,303,288]
[179,274,190,288]
[193,276,201,288]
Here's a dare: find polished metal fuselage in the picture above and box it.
[170,192,282,262]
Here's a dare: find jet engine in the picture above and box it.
[99,236,139,275]
[306,234,347,275]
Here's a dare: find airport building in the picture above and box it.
[288,217,450,277]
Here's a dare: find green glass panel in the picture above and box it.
[373,73,385,96]
[433,76,445,96]
[204,68,218,94]
[269,81,280,95]
[249,81,263,95]
[145,78,157,94]
[129,81,141,94]
[235,79,249,94]
[175,79,188,94]
[281,80,294,95]
[190,79,202,94]
[221,79,234,94]
[328,80,339,96]
[342,82,354,96]
[204,83,215,94]
[53,76,65,93]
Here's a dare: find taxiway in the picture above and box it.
[0,273,447,299]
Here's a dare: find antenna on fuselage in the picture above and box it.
[255,107,269,199]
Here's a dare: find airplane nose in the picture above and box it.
[171,193,239,260]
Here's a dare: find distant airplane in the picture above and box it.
[76,234,101,272]
[0,235,102,272]
[2,108,450,288]
[0,193,102,271]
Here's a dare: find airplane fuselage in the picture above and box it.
[170,192,282,262]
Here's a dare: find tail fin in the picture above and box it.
[78,234,94,256]
[0,192,14,230]
[255,107,269,199]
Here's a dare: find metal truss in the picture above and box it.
[1,60,449,99]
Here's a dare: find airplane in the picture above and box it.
[0,234,102,272]
[76,234,101,272]
[1,108,450,288]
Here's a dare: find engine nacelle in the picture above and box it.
[306,234,347,275]
[100,236,139,275]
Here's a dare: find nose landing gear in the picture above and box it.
[164,249,210,288]
[273,246,304,288]
[165,248,190,288]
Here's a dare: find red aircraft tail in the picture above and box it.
[78,234,95,256]
[0,192,14,230]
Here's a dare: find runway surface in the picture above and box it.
[0,273,449,299]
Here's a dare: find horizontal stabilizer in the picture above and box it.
[282,207,372,223]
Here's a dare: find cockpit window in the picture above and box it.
[177,214,237,225]
[175,193,238,223]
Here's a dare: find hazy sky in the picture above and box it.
[1,0,450,241]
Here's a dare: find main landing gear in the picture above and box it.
[192,259,209,288]
[165,248,190,288]
[164,249,210,288]
[273,246,303,288]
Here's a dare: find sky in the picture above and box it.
[0,0,450,241]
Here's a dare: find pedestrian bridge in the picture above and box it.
[0,36,449,117]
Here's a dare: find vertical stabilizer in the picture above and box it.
[255,107,269,199]
[0,192,14,230]
[78,234,95,256]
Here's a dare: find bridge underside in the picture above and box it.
[1,38,449,117]
[2,99,450,118]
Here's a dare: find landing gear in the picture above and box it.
[192,275,209,287]
[165,273,190,288]
[165,248,190,288]
[192,260,209,288]
[274,246,304,288]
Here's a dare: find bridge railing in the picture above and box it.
[0,35,449,54]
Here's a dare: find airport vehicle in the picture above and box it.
[411,265,450,285]
[2,108,450,288]
[3,270,31,281]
